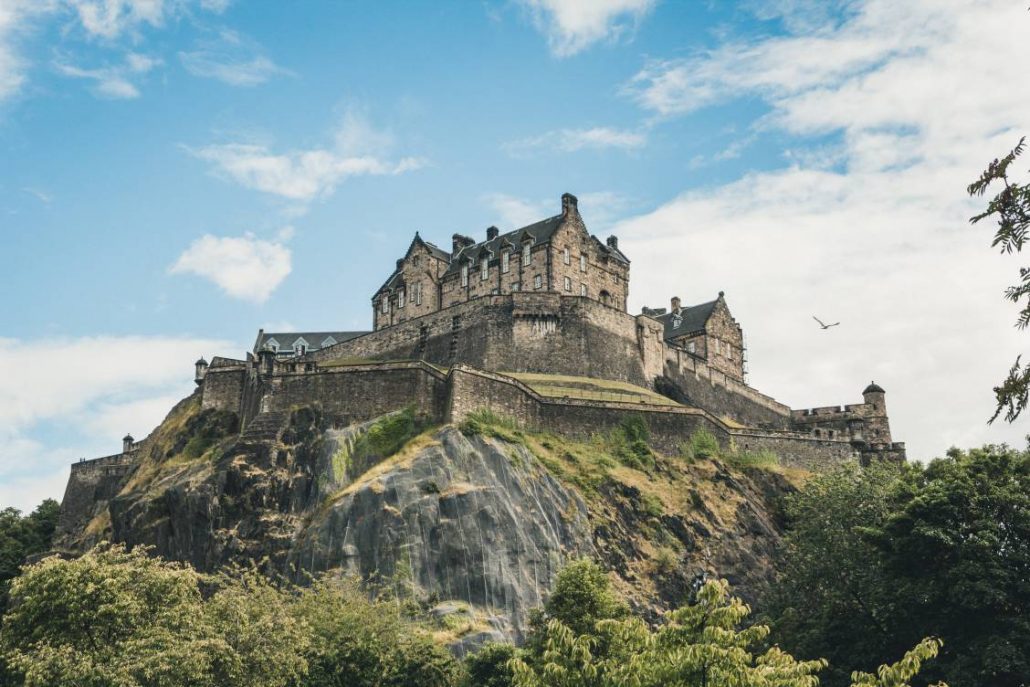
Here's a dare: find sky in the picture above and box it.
[2,0,1029,512]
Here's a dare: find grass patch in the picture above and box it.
[458,409,521,440]
[680,428,720,461]
[502,372,682,406]
[726,448,780,470]
[345,406,425,478]
[605,416,656,471]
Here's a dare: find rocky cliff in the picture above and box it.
[57,391,800,648]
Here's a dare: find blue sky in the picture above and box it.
[2,0,1029,511]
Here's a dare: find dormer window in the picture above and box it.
[480,257,489,281]
[522,242,531,266]
[461,263,469,287]
[563,247,571,265]
[502,251,510,273]
[266,338,280,353]
[381,298,389,314]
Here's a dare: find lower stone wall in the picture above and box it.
[728,430,857,471]
[55,453,134,545]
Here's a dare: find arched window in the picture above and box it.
[600,289,612,306]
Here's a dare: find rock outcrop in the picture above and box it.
[57,394,799,647]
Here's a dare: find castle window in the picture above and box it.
[522,243,531,266]
[412,255,420,267]
[480,257,489,281]
[563,247,571,265]
[687,342,696,354]
[381,298,389,314]
[534,275,543,289]
[580,254,587,272]
[461,263,469,287]
[512,282,520,292]
[828,430,835,439]
[502,251,510,273]
[814,429,822,438]
[398,289,406,308]
[563,276,571,291]
[580,283,587,296]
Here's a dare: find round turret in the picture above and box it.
[862,381,886,413]
[863,381,885,394]
[195,357,209,385]
[122,434,134,453]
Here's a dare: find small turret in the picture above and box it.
[863,381,886,411]
[195,357,208,385]
[671,296,681,313]
[122,434,134,453]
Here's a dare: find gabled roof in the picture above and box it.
[443,215,565,277]
[373,232,450,297]
[655,299,719,340]
[591,235,630,265]
[253,330,368,353]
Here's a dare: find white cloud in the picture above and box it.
[169,233,292,303]
[54,51,160,99]
[0,0,54,103]
[483,190,630,231]
[615,0,1030,460]
[188,111,425,201]
[69,0,166,40]
[0,334,233,510]
[517,0,657,57]
[504,126,646,156]
[179,30,292,86]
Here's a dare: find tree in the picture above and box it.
[0,499,60,614]
[968,137,1030,422]
[766,449,1030,687]
[0,544,309,687]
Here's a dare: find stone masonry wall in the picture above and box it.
[56,452,135,544]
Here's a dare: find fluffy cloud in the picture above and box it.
[504,126,646,156]
[179,30,292,86]
[616,0,1030,460]
[188,111,425,201]
[169,233,292,303]
[69,0,166,39]
[54,51,160,98]
[0,334,232,510]
[483,190,629,231]
[0,0,54,102]
[518,0,656,57]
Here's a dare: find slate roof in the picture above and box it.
[373,232,450,297]
[863,381,885,394]
[654,299,719,340]
[443,215,565,277]
[253,330,368,354]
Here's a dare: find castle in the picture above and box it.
[58,193,904,536]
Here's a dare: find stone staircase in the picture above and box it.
[240,411,289,444]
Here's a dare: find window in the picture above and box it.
[522,243,531,266]
[381,298,389,314]
[412,255,420,267]
[563,276,571,291]
[398,289,406,308]
[502,251,510,273]
[461,263,469,287]
[512,282,520,292]
[580,254,586,272]
[534,275,542,289]
[563,247,570,265]
[481,257,489,281]
[687,341,696,354]
[580,284,587,296]
[297,343,307,356]
[415,282,423,305]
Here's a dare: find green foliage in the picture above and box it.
[526,559,627,646]
[766,448,1030,687]
[606,416,655,470]
[295,576,461,687]
[347,406,424,477]
[464,642,517,687]
[726,448,780,469]
[178,408,238,460]
[458,409,521,439]
[850,638,947,687]
[0,499,59,614]
[0,543,308,687]
[969,137,1030,422]
[681,427,720,461]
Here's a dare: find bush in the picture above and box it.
[464,642,517,687]
[608,416,655,471]
[681,428,720,461]
[458,409,520,439]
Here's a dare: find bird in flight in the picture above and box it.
[813,316,840,330]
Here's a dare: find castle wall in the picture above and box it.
[661,348,792,429]
[55,452,134,545]
[728,430,858,472]
[263,362,450,426]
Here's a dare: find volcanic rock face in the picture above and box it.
[61,397,794,645]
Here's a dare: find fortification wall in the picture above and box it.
[263,362,450,426]
[660,348,792,429]
[56,452,135,544]
[728,429,857,472]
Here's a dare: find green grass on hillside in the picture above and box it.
[501,372,683,406]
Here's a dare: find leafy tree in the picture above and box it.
[293,575,461,687]
[0,544,309,687]
[766,449,1030,687]
[968,137,1030,421]
[0,500,60,613]
[464,642,517,687]
[528,558,627,641]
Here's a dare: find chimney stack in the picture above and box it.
[487,226,499,240]
[452,233,475,256]
[607,235,619,250]
[561,192,578,216]
[396,258,404,271]
[671,296,681,312]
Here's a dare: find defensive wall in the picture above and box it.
[56,449,138,545]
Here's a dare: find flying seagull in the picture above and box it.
[813,316,840,330]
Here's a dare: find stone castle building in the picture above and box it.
[59,193,905,538]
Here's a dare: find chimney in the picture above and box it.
[561,192,578,216]
[396,258,404,271]
[487,226,499,240]
[452,233,475,256]
[606,235,619,250]
[122,434,134,453]
[671,296,681,313]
